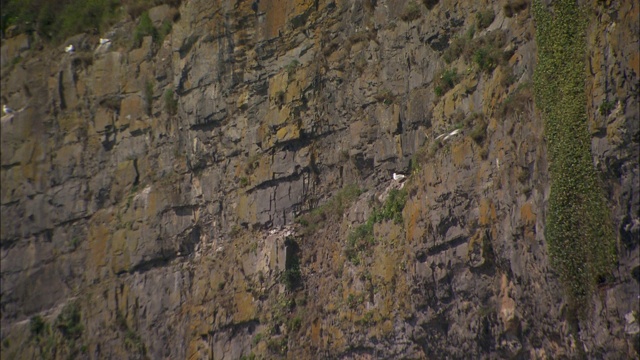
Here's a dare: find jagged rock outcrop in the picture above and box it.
[1,0,638,359]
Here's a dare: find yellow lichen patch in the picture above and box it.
[520,202,536,226]
[234,290,256,323]
[276,122,301,142]
[499,273,517,333]
[405,198,423,243]
[451,139,470,167]
[310,318,321,346]
[88,210,114,270]
[236,193,257,225]
[371,246,400,284]
[478,198,496,226]
[110,229,131,274]
[268,71,288,103]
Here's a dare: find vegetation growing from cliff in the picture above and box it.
[0,0,179,43]
[346,188,407,264]
[533,0,616,315]
[296,185,361,235]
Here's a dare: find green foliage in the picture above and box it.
[296,185,362,235]
[133,11,156,47]
[164,88,178,115]
[157,20,173,44]
[1,0,121,42]
[599,99,616,116]
[434,68,459,96]
[286,59,300,77]
[29,315,47,338]
[374,189,408,225]
[467,113,487,144]
[282,237,302,291]
[266,337,288,355]
[55,302,83,339]
[533,0,616,316]
[346,293,365,309]
[288,316,302,332]
[475,9,495,29]
[144,79,154,115]
[346,189,408,263]
[401,1,422,22]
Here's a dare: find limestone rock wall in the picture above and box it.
[1,0,637,359]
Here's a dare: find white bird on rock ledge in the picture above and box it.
[3,105,14,115]
[99,38,111,45]
[64,44,75,53]
[393,172,406,181]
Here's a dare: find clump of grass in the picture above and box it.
[133,11,156,47]
[163,88,178,115]
[434,68,459,96]
[346,188,407,264]
[476,9,495,29]
[374,88,396,105]
[143,79,154,115]
[296,185,362,235]
[401,1,422,22]
[598,99,616,116]
[55,302,83,340]
[533,0,616,317]
[286,59,300,77]
[465,113,487,144]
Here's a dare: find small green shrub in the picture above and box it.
[133,11,156,48]
[599,99,616,116]
[401,1,422,21]
[345,188,407,263]
[288,316,302,332]
[374,188,408,224]
[476,9,495,29]
[282,237,302,291]
[468,118,488,144]
[286,59,300,77]
[163,88,178,115]
[297,185,362,234]
[157,20,172,44]
[144,79,154,115]
[434,68,459,96]
[266,337,288,355]
[55,302,83,339]
[30,315,47,338]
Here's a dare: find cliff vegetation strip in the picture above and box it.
[533,0,616,314]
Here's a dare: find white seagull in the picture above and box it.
[443,128,462,141]
[393,172,406,181]
[65,44,75,53]
[3,105,14,115]
[99,38,111,45]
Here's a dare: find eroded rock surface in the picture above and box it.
[1,0,638,359]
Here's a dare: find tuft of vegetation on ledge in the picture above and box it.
[533,0,616,316]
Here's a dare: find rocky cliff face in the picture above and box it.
[1,0,638,359]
